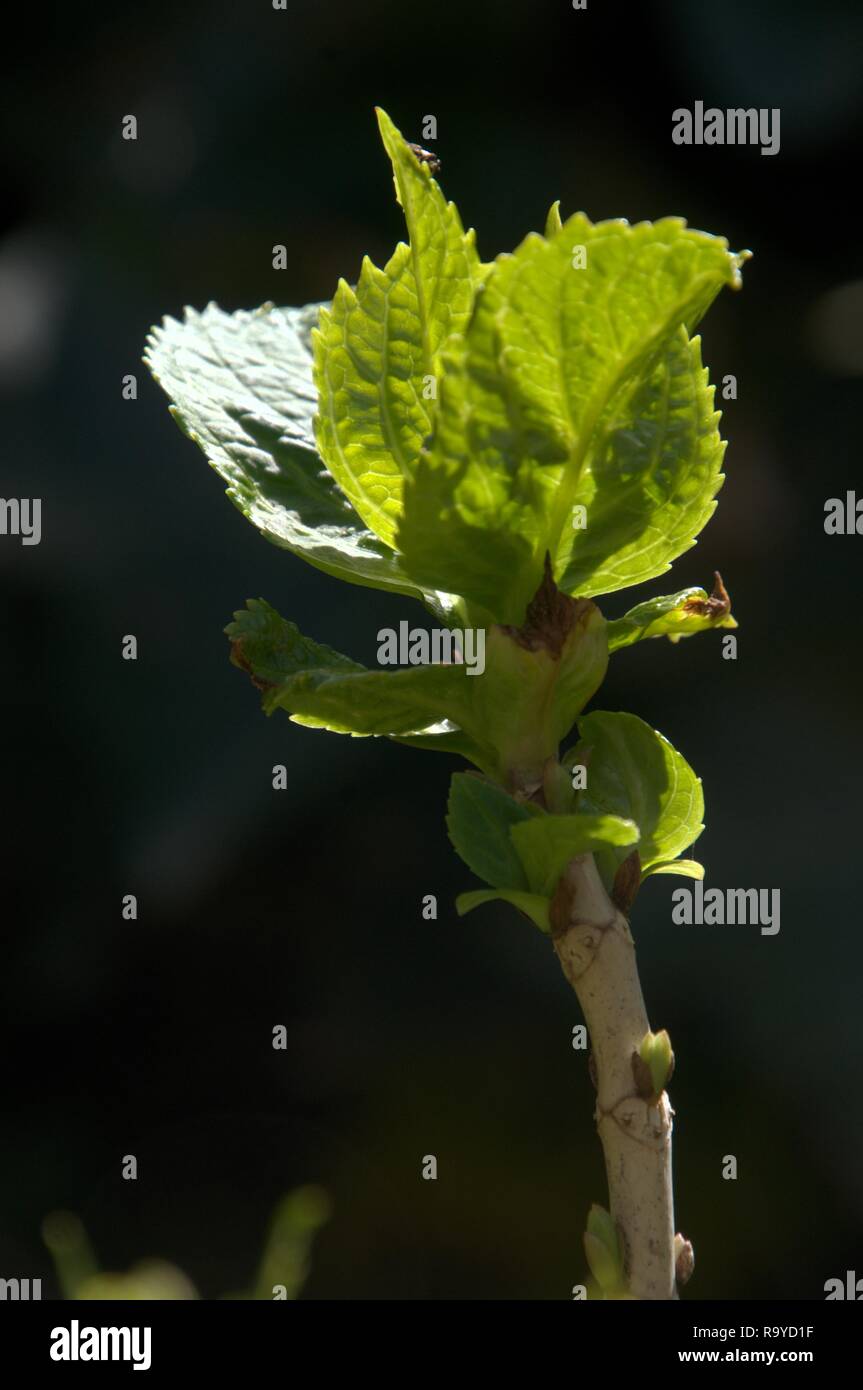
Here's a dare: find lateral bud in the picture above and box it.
[583,1203,627,1297]
[632,1028,675,1102]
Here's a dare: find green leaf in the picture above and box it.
[575,711,704,883]
[510,812,639,897]
[229,594,606,781]
[584,1204,625,1295]
[554,330,726,597]
[544,200,562,237]
[607,576,737,652]
[391,722,490,768]
[397,215,745,620]
[252,1187,331,1302]
[144,302,427,601]
[227,598,477,740]
[643,858,704,881]
[311,109,478,548]
[398,440,538,622]
[446,773,536,889]
[375,108,482,359]
[500,214,744,567]
[638,1029,675,1098]
[455,889,551,934]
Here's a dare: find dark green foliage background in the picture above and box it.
[1,0,861,1299]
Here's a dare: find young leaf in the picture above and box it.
[584,1204,626,1296]
[510,812,639,897]
[607,574,736,652]
[398,215,745,619]
[456,889,551,934]
[398,440,540,623]
[227,598,477,740]
[311,109,478,548]
[375,108,481,362]
[392,722,492,769]
[553,331,726,598]
[144,302,426,601]
[544,200,563,237]
[644,858,704,881]
[574,711,704,882]
[537,216,745,567]
[446,773,536,889]
[637,1029,675,1099]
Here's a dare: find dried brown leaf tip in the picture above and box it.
[612,849,642,916]
[502,553,594,658]
[229,638,252,674]
[229,639,275,692]
[406,141,441,175]
[683,571,732,621]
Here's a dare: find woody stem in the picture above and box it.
[551,853,677,1300]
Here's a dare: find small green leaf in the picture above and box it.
[575,711,704,885]
[544,200,563,237]
[392,722,491,768]
[252,1186,331,1302]
[446,774,535,889]
[644,858,704,881]
[638,1028,675,1098]
[41,1213,99,1299]
[586,1202,620,1250]
[227,598,477,740]
[456,889,551,933]
[510,812,639,897]
[312,110,478,548]
[584,1204,625,1295]
[144,302,427,601]
[607,575,737,653]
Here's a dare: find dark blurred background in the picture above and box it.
[1,0,861,1300]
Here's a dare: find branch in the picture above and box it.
[550,853,677,1300]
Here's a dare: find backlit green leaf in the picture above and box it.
[607,577,737,652]
[554,331,726,597]
[510,812,639,896]
[456,889,551,933]
[574,711,704,884]
[584,1204,626,1296]
[144,302,426,601]
[397,215,745,619]
[544,201,563,237]
[645,858,705,880]
[446,773,536,889]
[311,110,478,547]
[227,598,477,741]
